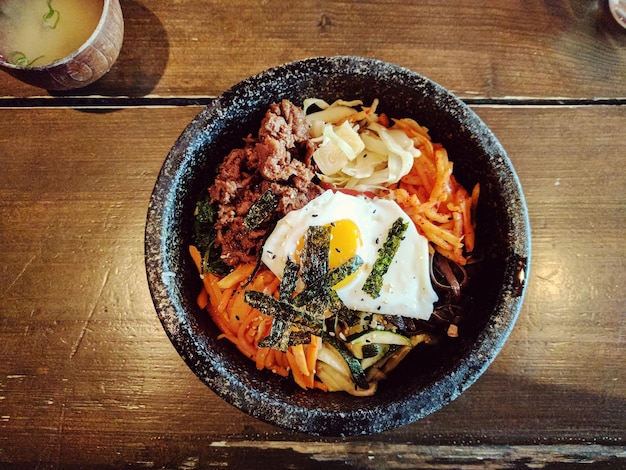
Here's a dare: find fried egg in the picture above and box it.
[261,190,437,319]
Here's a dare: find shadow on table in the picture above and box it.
[50,0,169,100]
[403,372,626,446]
[154,372,626,467]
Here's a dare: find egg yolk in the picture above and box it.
[295,219,362,288]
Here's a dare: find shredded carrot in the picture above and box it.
[218,285,236,313]
[217,263,256,289]
[203,272,223,312]
[390,123,479,265]
[256,346,270,371]
[189,245,203,273]
[197,287,209,310]
[291,341,316,390]
[192,262,319,388]
[303,335,322,389]
[377,112,390,127]
[285,348,308,390]
[306,335,322,375]
[313,380,329,392]
[275,346,291,369]
[210,311,236,340]
[290,344,310,377]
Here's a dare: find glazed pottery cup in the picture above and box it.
[0,0,124,90]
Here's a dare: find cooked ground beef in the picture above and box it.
[208,100,323,266]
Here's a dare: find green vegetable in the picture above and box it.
[43,0,60,29]
[346,330,413,360]
[192,195,231,276]
[346,329,414,347]
[360,344,392,370]
[243,190,279,233]
[362,217,408,298]
[322,332,369,389]
[8,52,43,67]
[365,345,413,383]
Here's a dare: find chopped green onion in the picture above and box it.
[43,0,61,29]
[8,52,44,67]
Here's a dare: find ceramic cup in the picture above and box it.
[609,0,626,29]
[0,0,124,90]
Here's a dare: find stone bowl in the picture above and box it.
[0,0,123,90]
[145,56,530,436]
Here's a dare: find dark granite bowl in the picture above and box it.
[145,56,530,436]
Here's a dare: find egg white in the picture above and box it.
[261,190,437,320]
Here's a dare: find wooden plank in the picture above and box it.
[0,105,624,467]
[1,0,625,99]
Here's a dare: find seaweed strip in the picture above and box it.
[288,330,313,346]
[247,227,364,351]
[279,258,300,302]
[362,218,408,298]
[244,190,279,232]
[301,225,330,286]
[247,289,323,351]
[258,259,302,350]
[244,291,323,331]
[258,319,290,351]
[293,255,363,309]
[328,255,363,287]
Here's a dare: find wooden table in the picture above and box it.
[1,1,625,468]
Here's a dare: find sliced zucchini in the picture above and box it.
[361,343,383,358]
[360,344,391,370]
[347,330,414,347]
[321,332,369,390]
[365,345,414,382]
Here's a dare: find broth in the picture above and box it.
[0,0,104,66]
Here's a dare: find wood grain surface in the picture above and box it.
[1,0,625,468]
[1,0,626,100]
